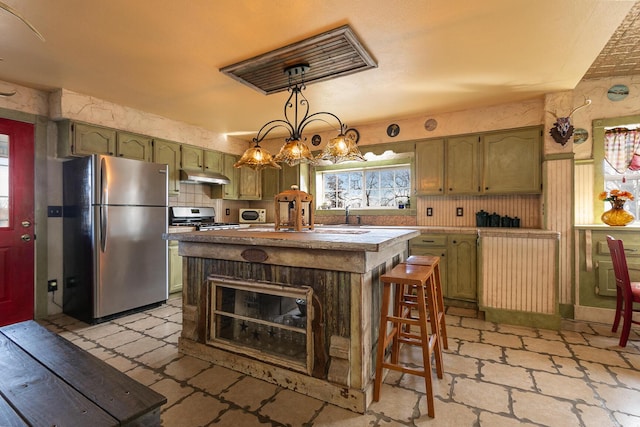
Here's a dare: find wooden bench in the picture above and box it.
[0,321,166,426]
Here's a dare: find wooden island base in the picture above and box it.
[167,227,418,413]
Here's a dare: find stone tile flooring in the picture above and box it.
[39,295,640,427]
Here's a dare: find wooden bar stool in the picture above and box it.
[405,255,448,349]
[374,262,444,418]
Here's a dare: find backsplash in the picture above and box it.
[168,183,542,228]
[415,195,542,228]
[169,183,217,207]
[168,183,246,223]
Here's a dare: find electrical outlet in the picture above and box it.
[426,207,433,216]
[225,208,230,215]
[456,207,464,216]
[48,206,62,217]
[48,279,58,292]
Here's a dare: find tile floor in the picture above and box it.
[40,295,640,427]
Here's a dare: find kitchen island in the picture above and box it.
[165,227,418,413]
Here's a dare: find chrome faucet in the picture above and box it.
[345,205,350,224]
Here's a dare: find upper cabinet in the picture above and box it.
[58,121,117,158]
[262,167,280,201]
[153,139,181,195]
[238,167,262,200]
[415,126,542,196]
[415,139,445,195]
[446,135,481,195]
[482,128,541,194]
[117,132,153,162]
[58,121,153,162]
[181,145,204,170]
[203,150,224,173]
[180,145,225,173]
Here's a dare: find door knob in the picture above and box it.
[21,234,31,242]
[21,220,31,228]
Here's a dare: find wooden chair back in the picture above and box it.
[607,235,631,293]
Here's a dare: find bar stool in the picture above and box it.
[374,262,444,418]
[405,255,448,349]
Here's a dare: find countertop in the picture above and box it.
[361,225,559,238]
[574,224,640,230]
[164,227,419,252]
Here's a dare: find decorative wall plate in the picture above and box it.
[424,118,438,131]
[386,123,400,137]
[311,134,322,146]
[607,84,629,102]
[573,128,588,144]
[345,128,360,143]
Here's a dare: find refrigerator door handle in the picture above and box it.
[100,206,108,252]
[100,157,108,205]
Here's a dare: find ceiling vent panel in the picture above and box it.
[220,25,377,94]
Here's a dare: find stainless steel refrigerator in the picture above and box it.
[63,154,168,323]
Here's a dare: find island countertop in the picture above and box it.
[164,227,419,252]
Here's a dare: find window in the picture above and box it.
[602,125,640,221]
[317,164,411,209]
[603,155,640,220]
[0,134,8,227]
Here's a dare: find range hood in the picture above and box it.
[179,169,230,185]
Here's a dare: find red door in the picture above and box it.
[0,118,34,326]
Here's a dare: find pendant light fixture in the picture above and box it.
[234,63,365,169]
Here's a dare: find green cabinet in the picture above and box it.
[482,128,541,194]
[222,154,239,199]
[204,150,224,173]
[239,167,262,200]
[415,139,445,195]
[447,235,477,300]
[58,121,153,161]
[409,233,477,304]
[578,228,640,309]
[262,167,280,200]
[117,131,153,162]
[58,121,117,158]
[261,164,308,201]
[168,240,182,294]
[414,127,542,196]
[181,145,204,170]
[210,153,262,200]
[446,135,480,195]
[153,139,181,195]
[181,146,225,174]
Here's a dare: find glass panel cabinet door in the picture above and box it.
[208,277,313,374]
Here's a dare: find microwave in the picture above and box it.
[239,208,266,223]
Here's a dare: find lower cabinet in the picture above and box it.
[168,240,182,294]
[578,228,640,309]
[447,235,477,301]
[409,233,477,304]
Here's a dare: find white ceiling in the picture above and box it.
[0,1,636,140]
